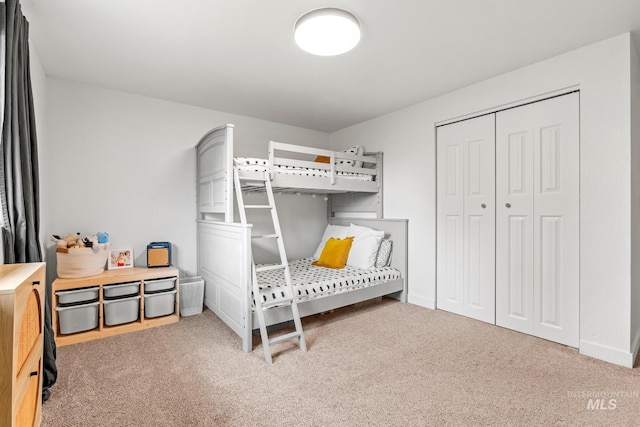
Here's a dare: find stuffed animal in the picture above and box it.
[97,232,109,244]
[51,232,81,249]
[82,235,98,248]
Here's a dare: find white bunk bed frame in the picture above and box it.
[196,124,407,353]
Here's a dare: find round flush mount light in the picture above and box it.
[294,8,361,56]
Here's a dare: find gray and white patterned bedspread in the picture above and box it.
[235,157,373,181]
[254,257,401,307]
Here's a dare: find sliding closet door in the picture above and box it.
[436,114,495,324]
[495,92,579,347]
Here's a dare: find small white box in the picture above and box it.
[144,289,177,318]
[103,281,140,298]
[144,277,176,293]
[56,287,99,305]
[103,295,140,326]
[56,301,99,334]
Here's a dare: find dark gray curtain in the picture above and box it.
[0,0,40,262]
[0,0,57,401]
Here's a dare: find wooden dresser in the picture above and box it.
[0,262,46,427]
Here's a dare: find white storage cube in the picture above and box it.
[144,289,177,318]
[144,277,176,293]
[103,295,141,326]
[56,301,99,334]
[103,281,141,298]
[56,287,99,305]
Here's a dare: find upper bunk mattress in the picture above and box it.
[235,157,373,181]
[254,257,401,308]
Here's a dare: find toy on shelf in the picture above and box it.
[51,232,81,249]
[51,231,111,279]
[51,232,110,251]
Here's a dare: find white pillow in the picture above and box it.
[347,223,385,269]
[336,145,364,168]
[313,224,350,259]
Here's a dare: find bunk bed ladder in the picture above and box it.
[233,168,307,364]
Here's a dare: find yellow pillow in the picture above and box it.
[312,237,354,269]
[315,155,331,163]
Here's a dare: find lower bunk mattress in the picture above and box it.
[254,257,401,308]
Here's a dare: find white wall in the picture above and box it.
[45,78,330,280]
[331,33,636,367]
[631,38,640,365]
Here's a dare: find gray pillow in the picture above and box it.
[375,239,393,268]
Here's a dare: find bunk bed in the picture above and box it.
[196,124,407,353]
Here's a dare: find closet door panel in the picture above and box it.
[496,117,534,333]
[496,93,579,347]
[444,215,463,304]
[506,216,533,320]
[532,93,579,347]
[437,127,465,314]
[539,216,562,324]
[463,125,495,323]
[437,114,495,323]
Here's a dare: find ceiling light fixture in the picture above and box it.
[294,8,361,56]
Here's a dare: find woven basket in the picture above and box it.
[56,244,110,279]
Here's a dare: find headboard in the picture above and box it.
[330,217,408,299]
[196,124,234,222]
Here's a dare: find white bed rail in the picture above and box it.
[268,140,378,185]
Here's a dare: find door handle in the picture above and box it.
[481,203,486,209]
[505,203,511,208]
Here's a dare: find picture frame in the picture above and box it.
[108,248,134,270]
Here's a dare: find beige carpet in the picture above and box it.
[42,299,640,426]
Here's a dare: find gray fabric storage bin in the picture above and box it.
[103,295,140,326]
[104,281,141,298]
[144,277,176,293]
[56,301,99,334]
[144,289,177,318]
[179,277,204,316]
[56,287,99,304]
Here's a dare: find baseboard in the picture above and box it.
[579,339,635,368]
[408,294,435,309]
[204,296,215,312]
[631,327,640,367]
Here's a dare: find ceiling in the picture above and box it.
[24,0,640,132]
